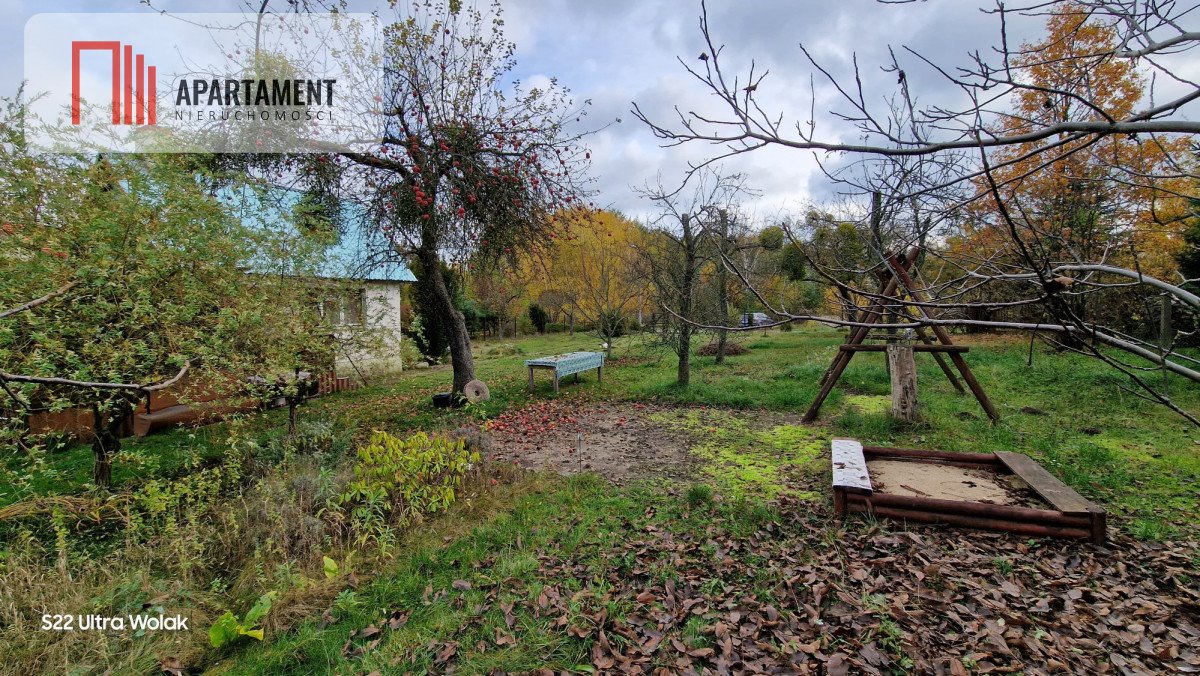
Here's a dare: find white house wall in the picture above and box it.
[337,281,407,377]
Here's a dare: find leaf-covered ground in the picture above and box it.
[224,475,1200,674]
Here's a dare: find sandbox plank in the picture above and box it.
[995,451,1101,516]
[832,438,872,494]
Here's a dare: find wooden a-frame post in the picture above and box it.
[802,247,999,424]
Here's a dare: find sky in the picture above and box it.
[3,0,1193,222]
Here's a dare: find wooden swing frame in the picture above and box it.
[802,248,999,423]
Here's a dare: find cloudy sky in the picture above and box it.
[3,0,1183,221]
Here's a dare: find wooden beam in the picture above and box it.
[844,500,1093,540]
[914,325,966,393]
[862,445,997,464]
[839,344,968,353]
[817,250,917,388]
[804,250,917,423]
[850,491,1093,526]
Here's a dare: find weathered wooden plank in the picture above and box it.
[995,451,1102,516]
[831,438,872,494]
[840,344,968,353]
[862,445,998,464]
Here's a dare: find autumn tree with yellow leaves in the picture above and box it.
[519,209,651,356]
[959,4,1193,329]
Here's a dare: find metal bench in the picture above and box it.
[525,351,605,393]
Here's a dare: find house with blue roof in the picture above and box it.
[227,185,417,377]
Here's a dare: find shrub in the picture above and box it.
[266,420,347,462]
[517,315,535,335]
[336,431,478,530]
[528,304,549,333]
[409,259,461,361]
[598,309,627,340]
[458,298,494,336]
[406,313,445,363]
[698,341,750,357]
[399,339,422,367]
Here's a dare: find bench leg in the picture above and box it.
[528,367,534,393]
[597,366,602,384]
[834,488,847,519]
[553,373,559,393]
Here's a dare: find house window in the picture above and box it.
[318,288,366,326]
[343,289,365,325]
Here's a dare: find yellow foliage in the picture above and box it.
[519,208,652,324]
[965,2,1191,278]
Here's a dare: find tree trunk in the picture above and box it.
[715,210,730,364]
[90,401,128,487]
[677,324,692,386]
[887,344,918,422]
[419,248,476,393]
[677,213,699,386]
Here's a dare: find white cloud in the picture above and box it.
[6,1,1168,222]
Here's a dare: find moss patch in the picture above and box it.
[844,394,890,415]
[648,409,823,500]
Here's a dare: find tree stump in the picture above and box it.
[887,343,918,422]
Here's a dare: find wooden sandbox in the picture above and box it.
[832,438,1106,544]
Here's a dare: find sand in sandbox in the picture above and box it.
[867,459,1034,505]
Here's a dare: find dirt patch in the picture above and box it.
[482,402,828,499]
[868,458,1038,505]
[483,401,698,484]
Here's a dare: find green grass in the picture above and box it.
[3,326,1199,674]
[215,473,795,674]
[8,326,1200,534]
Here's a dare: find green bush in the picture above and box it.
[268,421,346,460]
[598,309,627,340]
[458,298,494,336]
[528,304,549,333]
[409,259,461,361]
[511,315,529,335]
[338,431,478,528]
